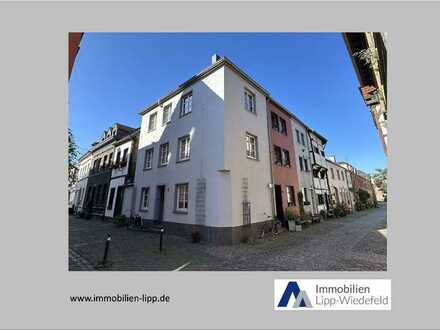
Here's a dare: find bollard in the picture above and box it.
[102,233,111,265]
[159,228,164,252]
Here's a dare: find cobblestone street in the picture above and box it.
[69,205,387,271]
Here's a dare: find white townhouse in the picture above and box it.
[326,156,355,211]
[105,129,139,219]
[291,116,315,215]
[132,55,274,244]
[308,130,331,214]
[73,151,93,213]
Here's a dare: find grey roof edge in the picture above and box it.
[139,56,270,116]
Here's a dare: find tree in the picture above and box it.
[68,128,79,189]
[358,189,370,204]
[372,168,387,195]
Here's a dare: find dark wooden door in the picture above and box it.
[274,185,285,221]
[156,185,165,221]
[114,187,124,217]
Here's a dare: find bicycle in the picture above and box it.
[260,213,282,239]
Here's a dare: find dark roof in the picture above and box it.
[114,128,140,146]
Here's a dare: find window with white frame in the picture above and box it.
[148,112,157,132]
[159,143,170,166]
[245,133,258,159]
[178,135,190,161]
[175,183,189,212]
[162,103,172,125]
[244,89,256,114]
[282,149,291,167]
[180,92,192,117]
[286,186,295,206]
[140,187,150,211]
[279,117,287,135]
[144,148,153,170]
[303,188,309,202]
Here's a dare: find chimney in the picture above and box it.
[212,53,221,64]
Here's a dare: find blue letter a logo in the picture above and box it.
[277,281,313,308]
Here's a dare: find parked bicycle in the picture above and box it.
[260,213,282,239]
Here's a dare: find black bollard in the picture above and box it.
[159,228,164,252]
[102,233,111,265]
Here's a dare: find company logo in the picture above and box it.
[277,281,313,308]
[274,279,391,311]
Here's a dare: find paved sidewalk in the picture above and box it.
[69,205,387,271]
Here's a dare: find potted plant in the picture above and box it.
[294,219,303,232]
[285,209,296,232]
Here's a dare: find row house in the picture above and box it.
[291,114,315,215]
[326,156,356,210]
[105,129,139,218]
[308,130,330,214]
[339,161,376,205]
[73,124,138,216]
[267,99,301,225]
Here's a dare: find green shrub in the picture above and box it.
[285,209,296,221]
[113,215,126,226]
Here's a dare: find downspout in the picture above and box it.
[322,141,331,211]
[307,130,317,215]
[266,98,277,220]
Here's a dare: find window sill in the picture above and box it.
[174,209,188,214]
[244,108,257,116]
[176,158,190,164]
[143,167,152,171]
[179,111,192,119]
[246,156,259,161]
[158,163,169,168]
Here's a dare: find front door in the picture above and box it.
[114,186,124,217]
[155,185,165,222]
[274,185,285,223]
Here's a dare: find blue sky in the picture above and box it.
[69,32,386,174]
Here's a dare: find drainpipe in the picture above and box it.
[266,99,277,220]
[306,130,317,215]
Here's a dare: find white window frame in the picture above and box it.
[244,89,256,114]
[177,135,191,162]
[175,183,189,212]
[286,186,295,206]
[148,112,157,132]
[159,143,170,166]
[144,148,153,170]
[245,133,258,160]
[162,103,172,125]
[180,92,192,117]
[282,149,290,167]
[140,187,150,211]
